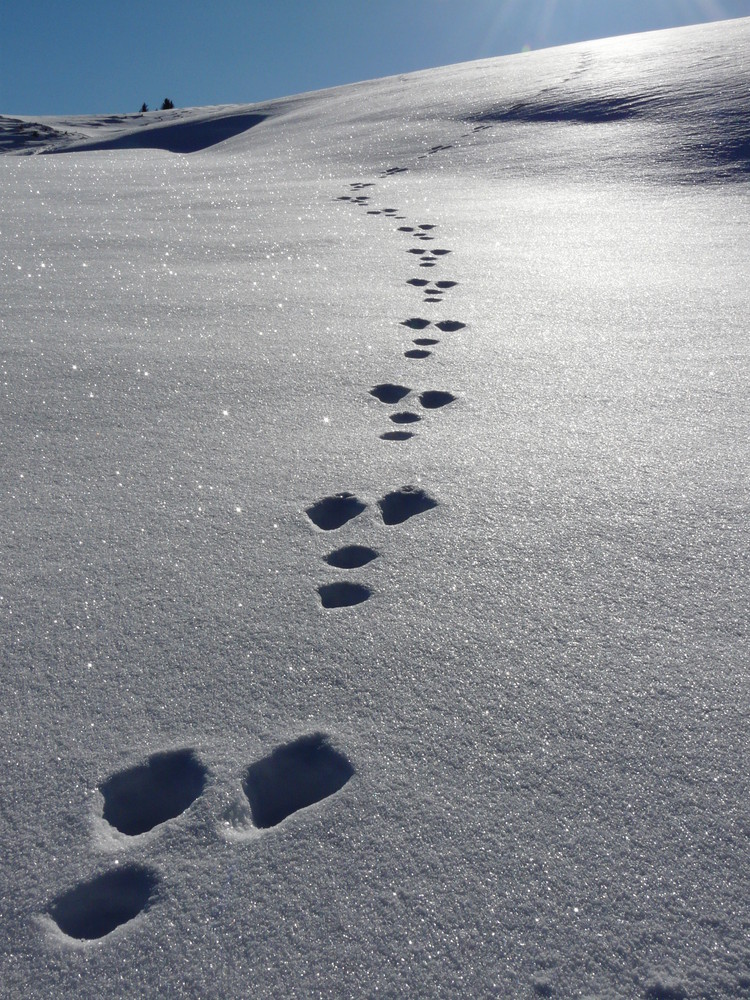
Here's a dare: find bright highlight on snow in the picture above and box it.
[1,16,748,1000]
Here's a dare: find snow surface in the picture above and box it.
[1,17,749,1000]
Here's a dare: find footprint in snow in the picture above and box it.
[99,749,207,836]
[407,278,429,287]
[402,317,432,330]
[306,492,366,531]
[318,582,372,608]
[378,486,438,525]
[390,412,420,424]
[420,390,456,409]
[48,866,158,941]
[381,430,414,442]
[370,383,411,404]
[435,320,466,332]
[325,545,379,569]
[412,337,439,346]
[242,734,354,828]
[405,349,431,359]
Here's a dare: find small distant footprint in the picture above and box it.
[325,545,378,569]
[407,278,429,287]
[405,349,431,359]
[407,248,426,256]
[398,227,415,233]
[412,337,439,346]
[420,390,455,409]
[418,224,436,230]
[390,412,421,424]
[48,867,158,941]
[382,166,409,175]
[242,734,354,828]
[436,280,458,288]
[402,317,432,330]
[318,582,372,608]
[100,749,207,836]
[435,320,466,332]
[306,492,366,531]
[370,383,411,404]
[432,249,451,256]
[381,430,414,441]
[378,486,438,525]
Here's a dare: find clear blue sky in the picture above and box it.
[2,0,749,115]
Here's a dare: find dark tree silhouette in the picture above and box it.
[161,98,175,110]
[140,102,149,113]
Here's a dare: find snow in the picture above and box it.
[1,17,749,999]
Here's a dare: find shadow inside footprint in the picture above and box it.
[413,338,439,346]
[402,318,431,330]
[370,383,411,404]
[243,734,354,828]
[390,412,420,424]
[419,390,456,409]
[435,320,466,332]
[378,486,438,525]
[100,749,206,836]
[407,279,429,287]
[405,349,431,359]
[435,281,458,288]
[306,492,366,531]
[318,582,372,608]
[325,545,379,569]
[49,867,157,941]
[381,431,414,441]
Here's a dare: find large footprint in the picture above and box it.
[242,734,354,828]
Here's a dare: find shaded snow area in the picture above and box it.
[1,17,748,1000]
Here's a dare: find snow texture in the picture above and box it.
[1,16,749,1000]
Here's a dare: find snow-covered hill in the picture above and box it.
[1,17,748,1000]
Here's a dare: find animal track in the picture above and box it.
[390,412,421,424]
[420,390,456,408]
[436,280,458,288]
[402,317,432,330]
[382,166,408,175]
[405,349,431,359]
[49,867,158,941]
[432,249,451,256]
[370,383,411,404]
[325,545,378,569]
[419,224,436,230]
[100,749,207,836]
[412,337,439,346]
[407,278,429,287]
[318,582,372,608]
[242,734,354,828]
[407,248,426,256]
[378,486,438,525]
[398,226,415,233]
[381,431,414,441]
[435,320,466,332]
[306,492,366,531]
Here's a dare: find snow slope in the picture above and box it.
[1,17,748,1000]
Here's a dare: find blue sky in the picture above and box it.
[2,0,749,115]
